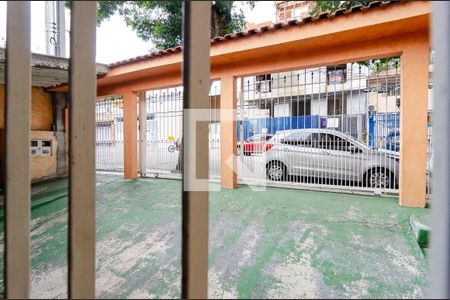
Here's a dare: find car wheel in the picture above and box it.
[244,151,250,156]
[267,161,286,181]
[367,169,392,189]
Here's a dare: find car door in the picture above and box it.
[280,132,320,177]
[319,132,361,182]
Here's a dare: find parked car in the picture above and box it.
[264,129,400,189]
[238,134,274,155]
[385,130,400,152]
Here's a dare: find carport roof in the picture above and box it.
[0,48,109,88]
[108,1,402,68]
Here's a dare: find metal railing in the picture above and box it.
[236,59,433,196]
[144,81,221,180]
[95,97,124,171]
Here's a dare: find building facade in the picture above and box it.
[276,1,316,22]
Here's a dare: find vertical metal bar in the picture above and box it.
[384,60,389,193]
[145,91,151,173]
[182,1,211,298]
[68,1,97,298]
[430,2,450,297]
[139,91,147,176]
[240,77,244,179]
[4,2,31,298]
[349,63,354,188]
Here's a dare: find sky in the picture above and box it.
[0,1,276,64]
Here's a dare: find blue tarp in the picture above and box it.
[237,115,326,140]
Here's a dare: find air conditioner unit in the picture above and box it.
[368,105,377,112]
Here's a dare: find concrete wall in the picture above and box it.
[347,93,366,115]
[30,131,58,182]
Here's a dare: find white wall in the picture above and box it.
[346,93,366,115]
[311,96,327,116]
[274,103,290,117]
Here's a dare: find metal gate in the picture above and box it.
[144,81,221,179]
[95,97,124,171]
[236,58,432,195]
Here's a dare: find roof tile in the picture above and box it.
[109,1,401,68]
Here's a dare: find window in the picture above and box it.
[293,6,309,18]
[261,135,273,141]
[327,95,347,116]
[314,133,352,151]
[387,83,400,96]
[327,64,347,85]
[281,132,311,146]
[247,135,260,142]
[292,99,311,116]
[256,74,271,93]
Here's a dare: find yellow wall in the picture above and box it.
[368,93,398,113]
[0,85,58,182]
[0,84,53,130]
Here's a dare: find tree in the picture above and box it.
[311,1,373,16]
[68,1,254,50]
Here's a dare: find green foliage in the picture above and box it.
[66,1,254,50]
[364,57,400,73]
[311,1,373,16]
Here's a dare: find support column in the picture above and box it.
[5,2,31,297]
[181,1,211,298]
[220,75,237,188]
[399,32,429,207]
[123,91,138,179]
[430,2,450,296]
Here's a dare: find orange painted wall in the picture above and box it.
[0,85,53,130]
[0,85,58,182]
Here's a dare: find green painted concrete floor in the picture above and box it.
[0,173,430,298]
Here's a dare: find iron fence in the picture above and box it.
[95,97,124,171]
[144,81,221,179]
[236,58,432,196]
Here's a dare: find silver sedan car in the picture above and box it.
[264,129,400,189]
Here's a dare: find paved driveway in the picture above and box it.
[0,173,429,298]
